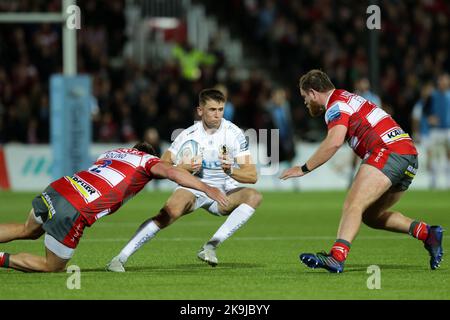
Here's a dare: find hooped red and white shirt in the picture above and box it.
[324,89,417,159]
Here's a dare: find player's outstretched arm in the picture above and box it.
[221,154,258,184]
[280,125,347,180]
[150,162,228,207]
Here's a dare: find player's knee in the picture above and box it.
[362,214,378,228]
[343,201,364,215]
[153,209,172,228]
[365,211,390,229]
[28,232,42,240]
[163,202,184,218]
[20,225,40,240]
[17,225,28,239]
[245,189,263,208]
[28,227,43,240]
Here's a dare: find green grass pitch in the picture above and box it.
[0,190,449,299]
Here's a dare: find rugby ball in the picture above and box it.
[175,139,200,165]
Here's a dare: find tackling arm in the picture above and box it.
[304,124,348,172]
[279,125,347,180]
[150,162,228,206]
[160,150,202,174]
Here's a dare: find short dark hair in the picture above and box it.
[132,141,156,155]
[199,88,226,106]
[299,69,335,92]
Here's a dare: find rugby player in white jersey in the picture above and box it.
[107,89,262,271]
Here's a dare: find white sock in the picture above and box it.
[118,220,160,264]
[206,204,255,248]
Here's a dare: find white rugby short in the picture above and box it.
[175,185,236,216]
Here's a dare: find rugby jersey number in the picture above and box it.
[88,159,126,187]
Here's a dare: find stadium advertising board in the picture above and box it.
[0,143,433,191]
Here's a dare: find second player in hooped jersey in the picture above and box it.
[280,70,443,274]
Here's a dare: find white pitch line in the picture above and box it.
[16,235,411,243]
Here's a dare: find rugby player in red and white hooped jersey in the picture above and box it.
[280,70,444,273]
[0,142,228,272]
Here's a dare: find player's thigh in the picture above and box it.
[344,164,392,212]
[45,247,70,272]
[24,209,45,239]
[218,187,261,215]
[164,188,197,217]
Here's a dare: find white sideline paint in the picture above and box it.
[2,142,441,191]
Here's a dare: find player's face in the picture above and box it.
[300,89,324,117]
[198,100,225,129]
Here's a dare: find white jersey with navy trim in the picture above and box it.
[168,119,250,191]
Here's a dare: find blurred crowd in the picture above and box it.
[1,0,449,160]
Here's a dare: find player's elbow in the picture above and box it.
[327,137,344,150]
[331,141,343,150]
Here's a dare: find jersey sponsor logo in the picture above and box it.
[326,105,342,123]
[374,148,386,163]
[186,128,198,136]
[239,137,249,152]
[70,219,84,244]
[219,144,229,156]
[404,164,417,178]
[66,174,100,202]
[41,191,57,219]
[381,128,410,144]
[202,159,223,169]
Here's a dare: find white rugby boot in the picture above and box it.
[197,245,218,267]
[106,255,126,272]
